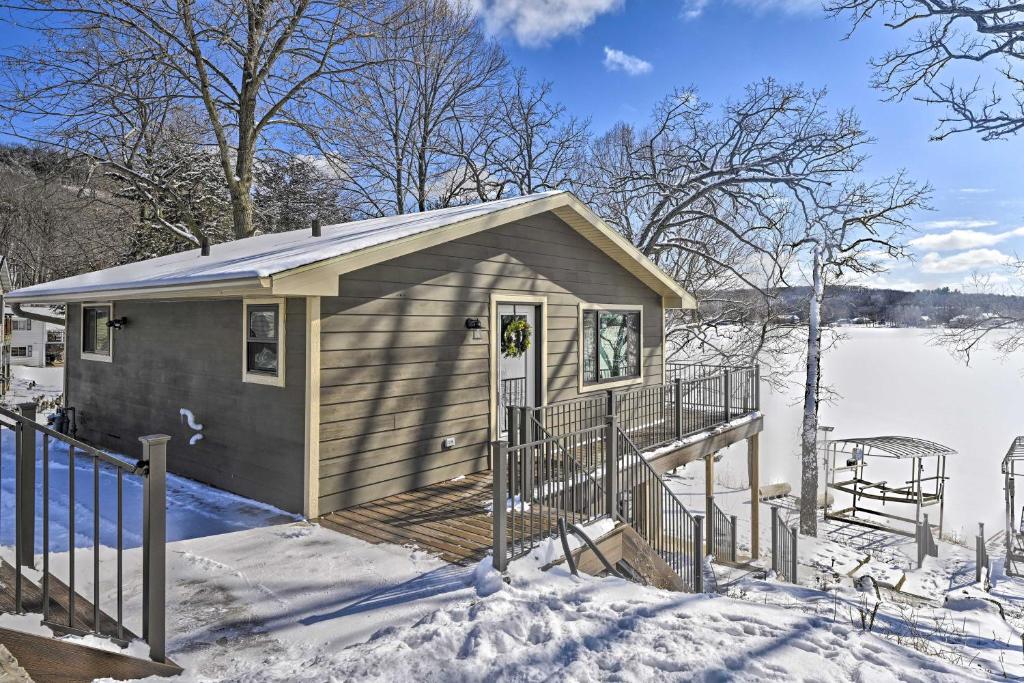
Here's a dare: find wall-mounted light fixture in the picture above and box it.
[465,317,483,341]
[107,317,128,330]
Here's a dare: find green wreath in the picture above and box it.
[502,318,532,358]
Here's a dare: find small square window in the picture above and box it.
[82,304,113,362]
[581,307,642,387]
[243,300,285,386]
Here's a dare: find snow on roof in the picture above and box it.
[7,191,567,301]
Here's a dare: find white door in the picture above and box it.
[498,304,538,436]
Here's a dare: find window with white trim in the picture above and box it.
[243,300,285,386]
[581,307,641,385]
[11,346,31,357]
[12,318,31,331]
[81,304,112,361]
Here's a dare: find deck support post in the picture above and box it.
[17,402,36,570]
[674,378,683,439]
[140,434,170,664]
[492,440,508,573]
[693,514,704,593]
[605,414,619,519]
[748,434,760,559]
[705,452,714,556]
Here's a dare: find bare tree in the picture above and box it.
[826,0,1024,140]
[789,174,928,535]
[0,0,394,245]
[333,0,506,216]
[936,266,1024,363]
[582,81,871,381]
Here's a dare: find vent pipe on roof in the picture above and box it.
[312,217,321,237]
[200,234,210,256]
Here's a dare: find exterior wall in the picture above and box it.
[318,211,665,512]
[66,298,307,513]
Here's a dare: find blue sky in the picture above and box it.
[2,1,1022,292]
[478,0,1024,292]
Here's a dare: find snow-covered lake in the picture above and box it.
[721,327,1024,538]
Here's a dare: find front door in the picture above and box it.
[497,303,539,437]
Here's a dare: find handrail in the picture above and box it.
[770,506,798,582]
[709,499,738,563]
[0,402,169,662]
[614,426,703,592]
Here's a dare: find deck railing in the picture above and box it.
[614,426,704,592]
[510,363,760,452]
[709,499,738,564]
[0,403,168,662]
[770,506,798,582]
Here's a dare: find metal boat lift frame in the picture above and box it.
[1002,437,1024,576]
[824,436,955,538]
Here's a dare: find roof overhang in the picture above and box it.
[266,193,694,308]
[6,193,695,308]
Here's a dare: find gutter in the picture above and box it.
[11,303,64,327]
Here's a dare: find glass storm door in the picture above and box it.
[498,304,538,437]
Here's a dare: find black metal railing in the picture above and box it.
[493,424,607,566]
[709,500,737,564]
[509,364,760,452]
[614,426,703,592]
[0,403,168,662]
[770,506,798,582]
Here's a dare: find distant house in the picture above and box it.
[5,192,697,516]
[4,306,65,367]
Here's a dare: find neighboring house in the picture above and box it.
[4,306,65,367]
[5,192,696,516]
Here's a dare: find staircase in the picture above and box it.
[492,366,760,592]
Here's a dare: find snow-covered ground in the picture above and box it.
[0,365,63,411]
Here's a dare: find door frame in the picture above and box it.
[489,293,548,443]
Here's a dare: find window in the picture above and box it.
[243,299,285,386]
[11,346,30,357]
[12,319,31,331]
[81,303,112,362]
[581,306,641,387]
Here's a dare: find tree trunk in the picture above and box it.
[800,245,825,536]
[229,183,254,240]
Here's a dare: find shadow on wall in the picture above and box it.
[0,428,299,552]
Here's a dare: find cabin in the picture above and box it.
[3,192,699,514]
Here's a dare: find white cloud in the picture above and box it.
[919,249,1015,274]
[602,47,652,76]
[469,0,622,46]
[909,226,1024,252]
[917,219,998,231]
[957,187,994,194]
[681,0,820,20]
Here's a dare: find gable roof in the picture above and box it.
[5,191,695,308]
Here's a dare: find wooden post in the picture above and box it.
[705,452,715,556]
[729,514,738,562]
[748,434,760,559]
[140,434,169,663]
[17,402,37,570]
[492,441,508,572]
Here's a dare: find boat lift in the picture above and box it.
[1002,437,1024,576]
[824,436,955,538]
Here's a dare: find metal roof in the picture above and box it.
[829,436,957,459]
[1004,436,1024,462]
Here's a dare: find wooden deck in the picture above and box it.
[320,471,500,565]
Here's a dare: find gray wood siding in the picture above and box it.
[66,299,307,513]
[318,211,664,512]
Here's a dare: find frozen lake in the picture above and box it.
[716,327,1024,538]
